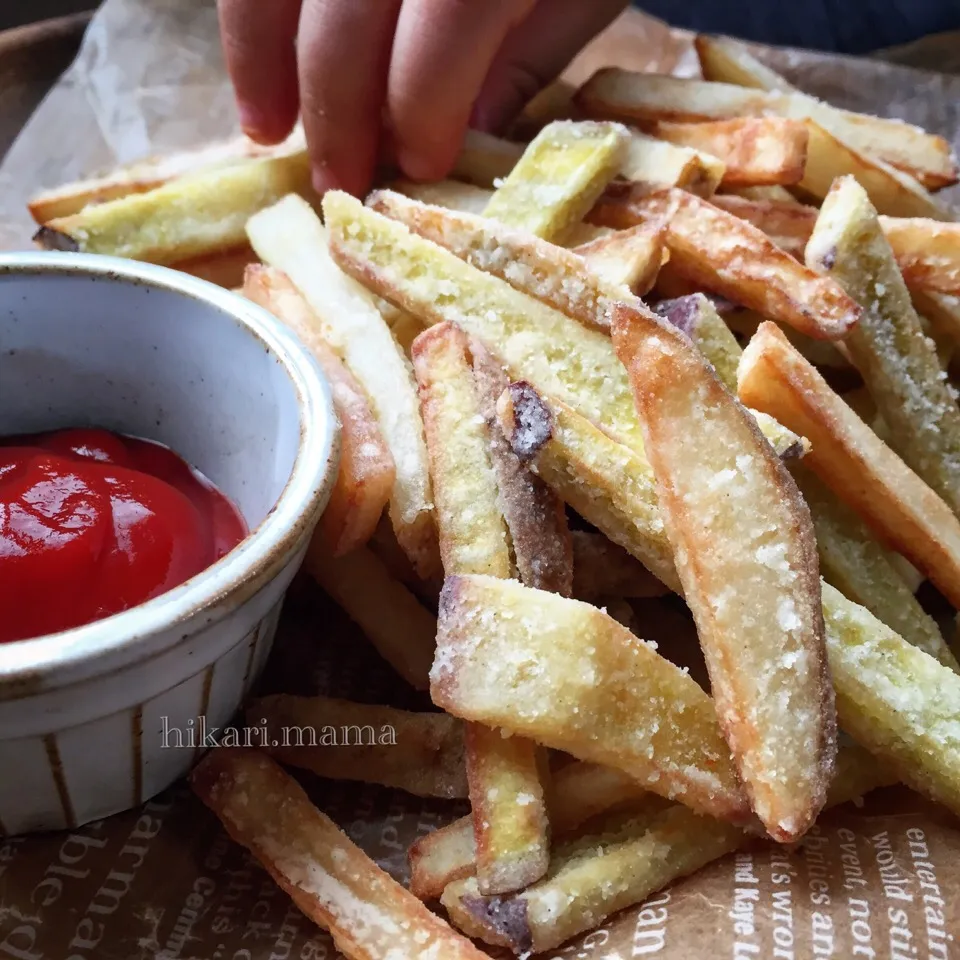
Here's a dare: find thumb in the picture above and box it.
[470,0,628,134]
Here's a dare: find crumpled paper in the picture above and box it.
[2,3,960,958]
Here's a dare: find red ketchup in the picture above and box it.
[0,428,247,644]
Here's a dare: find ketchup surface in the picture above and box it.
[0,429,247,644]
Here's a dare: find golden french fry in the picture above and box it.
[878,218,960,296]
[303,543,435,690]
[576,71,952,218]
[709,193,818,258]
[412,321,550,895]
[511,79,577,139]
[650,117,809,186]
[247,195,438,579]
[243,266,395,556]
[470,343,573,596]
[612,303,835,842]
[823,584,960,817]
[572,224,665,294]
[27,128,306,222]
[36,152,315,263]
[694,35,958,190]
[442,740,892,954]
[480,120,629,244]
[792,465,956,669]
[391,178,494,215]
[451,130,525,187]
[912,288,960,346]
[806,176,960,515]
[190,750,488,960]
[248,695,468,798]
[432,574,749,821]
[738,321,960,608]
[620,129,725,196]
[726,184,799,202]
[174,244,257,288]
[591,185,861,340]
[571,530,668,601]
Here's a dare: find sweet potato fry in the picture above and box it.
[792,465,956,669]
[442,740,892,954]
[248,695,468,798]
[571,530,668,601]
[650,118,809,186]
[620,129,725,196]
[412,321,550,895]
[612,303,835,841]
[27,128,306,222]
[243,266,395,556]
[822,584,960,818]
[738,321,960,608]
[591,185,861,340]
[694,35,958,190]
[470,343,573,596]
[247,195,438,579]
[806,176,960,515]
[36,152,315,263]
[572,224,664,294]
[190,750,488,960]
[576,71,953,217]
[432,575,748,821]
[408,760,650,901]
[480,120,629,244]
[303,542,435,690]
[451,130,524,187]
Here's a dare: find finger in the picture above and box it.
[297,0,403,196]
[387,0,537,181]
[218,0,303,144]
[472,0,628,134]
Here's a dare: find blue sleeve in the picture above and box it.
[634,0,960,54]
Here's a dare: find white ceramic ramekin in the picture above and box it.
[0,252,339,835]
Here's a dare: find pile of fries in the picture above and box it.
[29,35,960,960]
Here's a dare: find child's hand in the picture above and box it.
[217,0,627,196]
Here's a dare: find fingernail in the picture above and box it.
[311,164,340,197]
[396,145,442,183]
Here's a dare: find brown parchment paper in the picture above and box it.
[3,3,960,958]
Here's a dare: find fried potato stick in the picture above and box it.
[190,750,488,960]
[243,266,394,556]
[612,303,834,841]
[738,321,960,608]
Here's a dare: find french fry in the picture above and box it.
[367,188,633,332]
[442,740,892,955]
[649,118,809,186]
[408,760,650,901]
[470,343,573,596]
[36,152,315,263]
[793,465,957,669]
[353,191,805,459]
[392,178,494,215]
[248,695,468,798]
[412,322,550,895]
[878,217,960,296]
[571,530,668,601]
[806,176,960,515]
[451,130,525,187]
[367,516,441,608]
[694,35,959,190]
[190,750,488,960]
[913,288,960,346]
[620,129,725,196]
[737,321,960,608]
[243,266,395,556]
[654,293,742,390]
[726,184,799,202]
[709,193,818,258]
[511,79,578,139]
[303,542,435,690]
[480,120,629,244]
[497,383,679,592]
[591,185,861,340]
[572,223,665,294]
[27,128,306,223]
[247,195,438,579]
[612,303,834,842]
[822,583,960,817]
[576,72,952,218]
[432,575,749,821]
[174,244,258,288]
